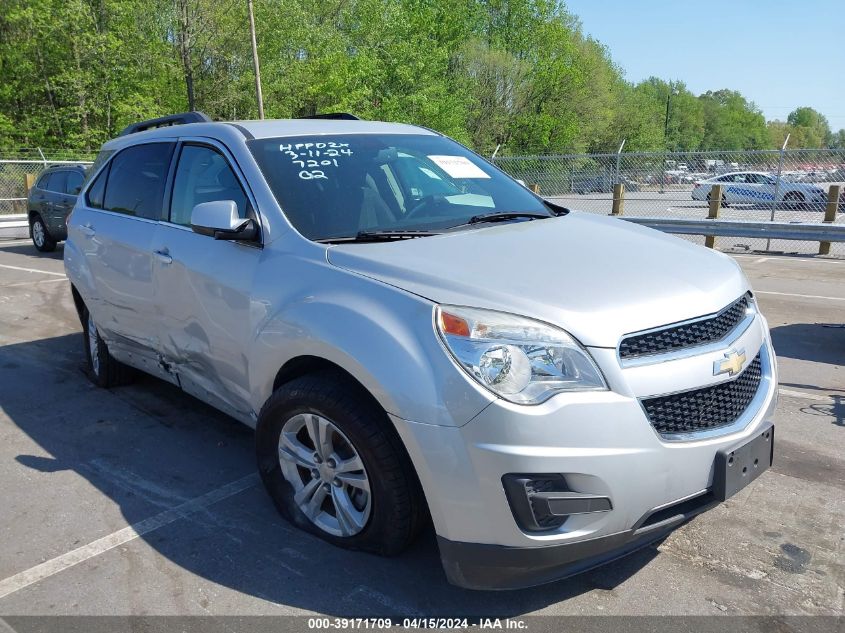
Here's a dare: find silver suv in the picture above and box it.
[65,112,777,590]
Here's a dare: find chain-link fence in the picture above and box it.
[0,149,95,215]
[1,147,843,256]
[493,148,845,256]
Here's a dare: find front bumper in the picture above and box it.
[437,513,704,590]
[392,318,778,589]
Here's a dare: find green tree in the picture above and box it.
[699,90,768,150]
[0,0,833,154]
[829,129,845,149]
[785,107,831,148]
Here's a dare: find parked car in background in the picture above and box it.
[27,164,87,252]
[572,173,639,194]
[65,112,777,590]
[691,171,827,209]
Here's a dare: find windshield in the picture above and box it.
[248,134,550,240]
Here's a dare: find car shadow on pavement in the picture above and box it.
[2,333,659,617]
[0,242,65,260]
[770,323,845,367]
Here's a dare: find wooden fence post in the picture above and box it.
[705,184,722,249]
[819,185,841,256]
[611,183,625,216]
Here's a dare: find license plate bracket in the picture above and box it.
[713,424,774,501]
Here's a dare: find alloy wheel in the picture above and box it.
[32,220,45,248]
[277,412,371,537]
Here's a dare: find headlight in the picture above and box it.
[435,305,607,404]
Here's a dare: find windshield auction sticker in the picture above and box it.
[427,155,491,179]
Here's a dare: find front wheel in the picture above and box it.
[30,214,57,252]
[783,191,805,209]
[256,372,425,555]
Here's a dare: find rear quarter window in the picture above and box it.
[102,143,175,219]
[65,171,84,195]
[86,164,109,209]
[84,149,114,185]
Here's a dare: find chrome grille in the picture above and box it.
[619,294,750,360]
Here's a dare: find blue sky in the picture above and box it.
[564,0,845,131]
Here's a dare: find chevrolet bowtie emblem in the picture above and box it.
[713,349,747,377]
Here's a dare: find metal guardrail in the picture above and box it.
[621,217,845,242]
[0,213,29,239]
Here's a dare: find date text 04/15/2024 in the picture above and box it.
[306,618,528,630]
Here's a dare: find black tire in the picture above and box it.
[256,371,425,556]
[784,191,805,209]
[706,192,728,208]
[82,306,134,388]
[30,214,57,252]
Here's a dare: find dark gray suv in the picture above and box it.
[27,164,87,252]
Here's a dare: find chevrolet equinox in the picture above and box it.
[64,112,777,590]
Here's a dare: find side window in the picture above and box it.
[86,164,109,209]
[103,142,175,219]
[65,171,84,195]
[169,145,248,227]
[36,173,51,190]
[47,171,67,193]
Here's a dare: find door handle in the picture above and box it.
[154,249,173,265]
[79,224,95,238]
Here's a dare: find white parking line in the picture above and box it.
[2,278,67,288]
[778,388,837,402]
[0,263,66,277]
[0,473,258,600]
[756,290,845,302]
[731,254,845,265]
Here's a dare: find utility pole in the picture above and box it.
[660,85,676,194]
[247,0,265,119]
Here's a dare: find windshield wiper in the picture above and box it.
[464,211,553,226]
[315,229,441,244]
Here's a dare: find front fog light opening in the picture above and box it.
[502,474,613,533]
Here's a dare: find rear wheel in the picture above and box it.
[706,192,728,208]
[30,214,56,252]
[256,371,425,555]
[82,307,134,387]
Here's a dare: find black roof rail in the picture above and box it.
[119,111,212,136]
[297,113,361,121]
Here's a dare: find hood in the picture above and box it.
[326,211,748,348]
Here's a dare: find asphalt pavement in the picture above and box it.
[0,238,842,622]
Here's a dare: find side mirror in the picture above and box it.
[190,200,258,241]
